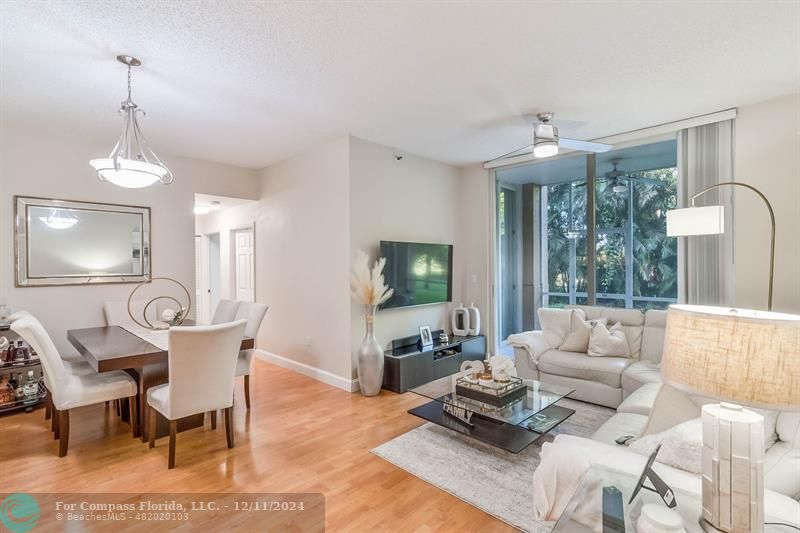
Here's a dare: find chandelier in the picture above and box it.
[90,55,173,188]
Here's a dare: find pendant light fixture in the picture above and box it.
[90,55,173,188]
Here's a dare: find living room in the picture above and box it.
[0,1,798,532]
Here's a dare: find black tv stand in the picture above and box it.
[382,330,486,393]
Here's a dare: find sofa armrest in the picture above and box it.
[513,346,538,379]
[507,330,550,366]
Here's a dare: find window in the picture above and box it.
[541,143,678,310]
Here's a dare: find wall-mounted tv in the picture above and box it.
[379,240,453,310]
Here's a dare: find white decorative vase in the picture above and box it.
[451,303,470,336]
[467,303,480,335]
[357,305,384,397]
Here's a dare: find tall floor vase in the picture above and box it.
[357,306,384,397]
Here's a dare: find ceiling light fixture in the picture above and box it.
[90,55,173,189]
[193,205,211,215]
[532,113,559,158]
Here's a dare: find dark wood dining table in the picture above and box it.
[66,322,254,441]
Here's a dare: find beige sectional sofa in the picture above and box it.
[511,305,664,408]
[517,305,800,526]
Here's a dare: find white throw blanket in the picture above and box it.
[506,330,551,365]
[119,324,169,351]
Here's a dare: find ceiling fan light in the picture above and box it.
[613,182,628,194]
[533,142,559,158]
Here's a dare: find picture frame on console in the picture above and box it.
[418,326,433,348]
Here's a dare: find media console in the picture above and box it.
[382,330,486,393]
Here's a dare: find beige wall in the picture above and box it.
[456,163,493,348]
[0,129,260,355]
[349,137,464,377]
[255,135,352,381]
[734,93,800,313]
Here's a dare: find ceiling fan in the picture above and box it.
[572,158,667,194]
[488,112,614,164]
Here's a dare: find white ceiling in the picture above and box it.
[194,193,254,212]
[2,1,798,169]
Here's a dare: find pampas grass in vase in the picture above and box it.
[351,250,394,396]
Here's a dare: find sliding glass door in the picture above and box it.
[494,138,679,343]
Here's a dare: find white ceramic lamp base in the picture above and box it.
[700,403,764,533]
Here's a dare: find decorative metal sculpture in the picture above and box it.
[127,277,192,330]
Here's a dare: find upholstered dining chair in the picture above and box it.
[146,319,247,469]
[8,311,97,422]
[11,316,138,457]
[211,299,241,324]
[233,302,269,409]
[10,311,88,366]
[104,300,155,329]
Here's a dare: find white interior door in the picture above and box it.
[234,228,255,302]
[195,235,206,322]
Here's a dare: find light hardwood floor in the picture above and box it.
[0,359,515,532]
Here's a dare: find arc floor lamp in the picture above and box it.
[666,181,775,310]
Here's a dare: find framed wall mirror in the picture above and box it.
[15,196,151,287]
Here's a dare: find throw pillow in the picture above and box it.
[559,313,607,352]
[643,384,701,435]
[538,308,583,348]
[588,321,630,357]
[629,418,703,474]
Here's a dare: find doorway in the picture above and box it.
[234,227,255,302]
[194,193,258,323]
[207,232,221,318]
[497,183,521,343]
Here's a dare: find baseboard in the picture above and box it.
[255,350,360,393]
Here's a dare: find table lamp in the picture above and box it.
[661,305,800,532]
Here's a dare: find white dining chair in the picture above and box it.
[8,311,96,422]
[146,319,247,468]
[11,316,138,457]
[103,300,157,329]
[233,302,269,409]
[211,299,240,324]
[9,310,88,365]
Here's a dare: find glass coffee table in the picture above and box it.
[408,372,575,453]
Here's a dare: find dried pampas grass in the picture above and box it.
[351,249,394,308]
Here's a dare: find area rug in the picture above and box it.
[371,398,614,532]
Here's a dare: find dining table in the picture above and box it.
[66,320,254,441]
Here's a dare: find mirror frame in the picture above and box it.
[14,196,151,287]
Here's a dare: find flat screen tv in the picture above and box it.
[379,241,453,310]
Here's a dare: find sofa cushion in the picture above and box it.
[591,413,649,445]
[643,384,701,435]
[630,418,703,475]
[588,322,630,357]
[764,441,800,499]
[538,350,633,389]
[560,314,606,352]
[640,309,667,363]
[621,360,662,395]
[569,305,645,357]
[777,412,800,447]
[538,307,582,348]
[618,382,662,416]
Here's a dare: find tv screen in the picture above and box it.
[379,241,453,310]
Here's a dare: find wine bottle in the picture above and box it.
[22,371,38,405]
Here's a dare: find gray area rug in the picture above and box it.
[372,398,614,532]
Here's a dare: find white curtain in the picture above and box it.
[677,119,735,306]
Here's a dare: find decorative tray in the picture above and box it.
[455,376,527,407]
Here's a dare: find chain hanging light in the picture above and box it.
[90,55,173,188]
